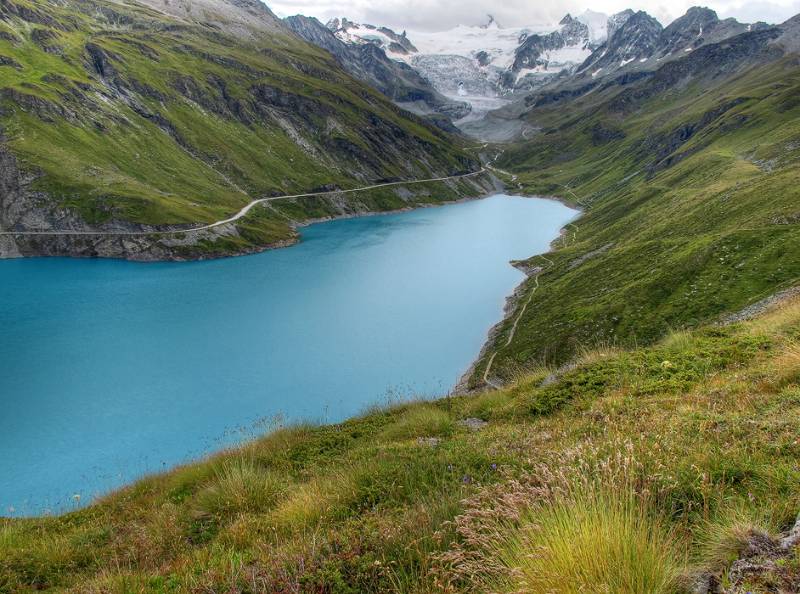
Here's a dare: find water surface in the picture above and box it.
[0,194,576,516]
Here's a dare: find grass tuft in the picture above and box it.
[192,459,286,520]
[381,405,455,441]
[498,490,681,594]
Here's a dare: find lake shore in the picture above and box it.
[454,198,583,394]
[0,172,502,262]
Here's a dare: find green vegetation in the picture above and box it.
[4,295,800,592]
[3,4,800,591]
[469,56,800,386]
[0,0,476,238]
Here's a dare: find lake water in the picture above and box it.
[0,194,576,516]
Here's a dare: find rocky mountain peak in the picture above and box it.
[560,13,590,45]
[658,6,720,54]
[577,10,662,77]
[664,6,720,37]
[510,14,592,79]
[607,9,635,39]
[481,15,499,29]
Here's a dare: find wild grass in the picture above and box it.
[498,491,680,593]
[192,459,287,519]
[3,299,800,593]
[381,404,455,440]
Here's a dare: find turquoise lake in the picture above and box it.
[0,194,577,516]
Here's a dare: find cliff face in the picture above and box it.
[284,15,470,122]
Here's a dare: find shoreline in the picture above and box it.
[5,189,582,518]
[454,197,583,394]
[0,168,505,262]
[0,171,502,262]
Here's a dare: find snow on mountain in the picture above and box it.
[573,8,762,84]
[404,19,560,70]
[325,13,610,112]
[328,18,417,55]
[576,9,609,43]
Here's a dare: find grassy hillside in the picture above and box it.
[4,291,800,592]
[466,45,800,387]
[0,0,477,236]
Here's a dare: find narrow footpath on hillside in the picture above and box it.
[482,254,554,389]
[0,169,487,237]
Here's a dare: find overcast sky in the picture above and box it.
[269,0,800,31]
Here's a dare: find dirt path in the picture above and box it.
[0,169,486,237]
[482,254,554,389]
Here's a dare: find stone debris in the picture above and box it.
[416,437,440,447]
[459,418,488,431]
[721,286,800,324]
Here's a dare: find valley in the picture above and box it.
[1,0,800,591]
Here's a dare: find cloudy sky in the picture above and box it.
[269,0,800,31]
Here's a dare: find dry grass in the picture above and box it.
[430,440,685,592]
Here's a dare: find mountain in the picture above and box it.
[327,17,418,55]
[507,13,595,90]
[323,13,609,119]
[284,15,470,125]
[0,0,490,260]
[576,10,664,78]
[118,0,285,38]
[322,7,773,113]
[575,7,767,82]
[465,12,800,381]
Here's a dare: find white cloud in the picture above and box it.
[268,0,800,30]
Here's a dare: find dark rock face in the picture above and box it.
[607,9,634,39]
[474,50,491,67]
[657,7,750,58]
[0,55,21,69]
[284,15,469,123]
[377,26,417,53]
[574,6,767,83]
[659,7,719,53]
[578,11,663,75]
[511,14,590,74]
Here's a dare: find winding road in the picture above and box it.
[0,169,487,237]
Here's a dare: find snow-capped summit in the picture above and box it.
[319,12,618,111]
[576,9,610,43]
[574,7,763,83]
[507,12,605,90]
[480,15,500,29]
[327,18,417,55]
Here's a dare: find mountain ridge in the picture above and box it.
[0,0,491,260]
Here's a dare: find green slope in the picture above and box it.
[0,0,478,240]
[467,38,800,386]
